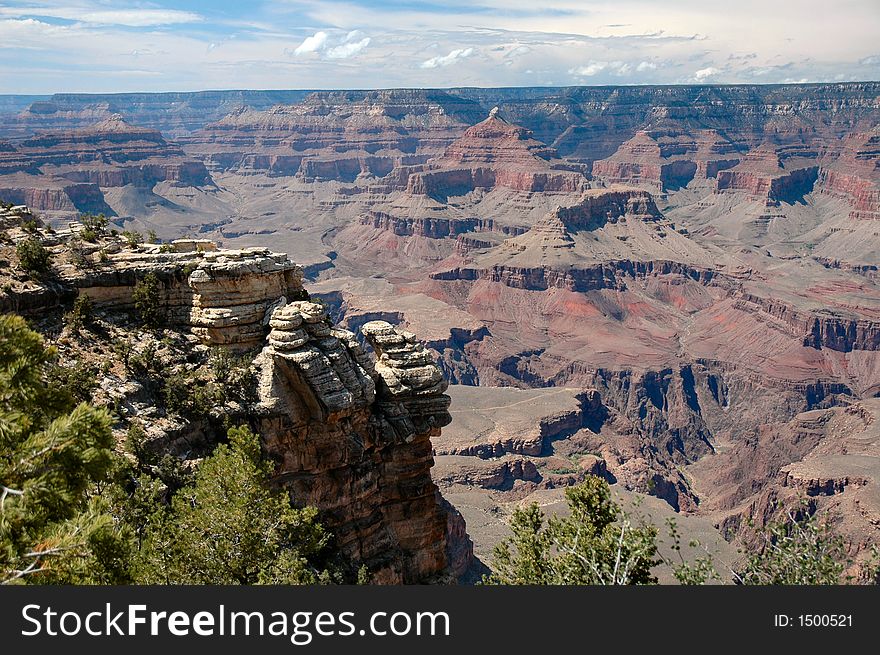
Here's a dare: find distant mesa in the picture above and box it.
[0,116,212,214]
[405,111,590,198]
[591,129,741,193]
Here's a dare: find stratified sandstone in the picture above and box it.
[405,109,589,197]
[184,90,483,178]
[816,129,880,219]
[254,310,465,582]
[715,145,819,204]
[0,230,472,583]
[592,129,740,191]
[0,116,211,214]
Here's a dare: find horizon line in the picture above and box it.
[2,79,880,98]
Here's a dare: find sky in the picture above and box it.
[1,0,878,94]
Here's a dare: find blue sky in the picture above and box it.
[1,0,878,93]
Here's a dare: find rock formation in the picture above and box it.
[715,144,819,204]
[183,90,483,178]
[0,116,212,214]
[0,229,472,582]
[592,129,740,192]
[253,307,465,582]
[816,129,880,219]
[405,109,589,197]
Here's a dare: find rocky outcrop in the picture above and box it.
[187,250,306,347]
[185,90,482,177]
[0,177,108,213]
[0,90,313,140]
[404,110,589,197]
[1,232,472,583]
[5,116,212,187]
[816,130,880,219]
[734,291,880,352]
[254,312,465,582]
[715,146,819,203]
[431,259,719,292]
[22,245,306,349]
[360,211,527,239]
[433,456,541,489]
[0,116,212,216]
[592,129,740,191]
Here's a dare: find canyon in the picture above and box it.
[2,82,879,578]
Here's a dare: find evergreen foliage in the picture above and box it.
[16,237,51,276]
[485,476,659,585]
[132,272,164,327]
[0,314,125,584]
[130,425,332,584]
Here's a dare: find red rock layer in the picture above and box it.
[184,90,483,178]
[734,291,880,352]
[431,260,719,292]
[816,130,880,219]
[0,175,108,212]
[361,211,527,239]
[404,112,589,196]
[0,116,212,212]
[591,129,740,191]
[5,116,212,187]
[715,145,819,202]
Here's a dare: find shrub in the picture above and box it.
[209,349,258,406]
[16,237,51,275]
[64,294,93,332]
[132,272,164,327]
[162,371,218,418]
[122,230,144,248]
[735,509,850,585]
[484,477,659,585]
[45,358,98,405]
[69,237,91,269]
[127,342,161,376]
[79,213,108,242]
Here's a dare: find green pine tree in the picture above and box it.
[485,476,659,585]
[0,314,129,584]
[132,425,332,584]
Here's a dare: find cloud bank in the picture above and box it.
[0,0,877,93]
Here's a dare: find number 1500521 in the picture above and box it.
[774,614,852,627]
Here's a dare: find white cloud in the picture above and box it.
[420,47,474,69]
[570,61,633,77]
[76,10,202,27]
[694,66,720,80]
[2,2,878,93]
[506,44,532,58]
[570,61,607,76]
[0,7,202,27]
[292,30,370,59]
[294,31,328,56]
[326,37,370,59]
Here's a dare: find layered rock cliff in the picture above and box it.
[0,223,472,583]
[405,109,589,197]
[0,116,212,214]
